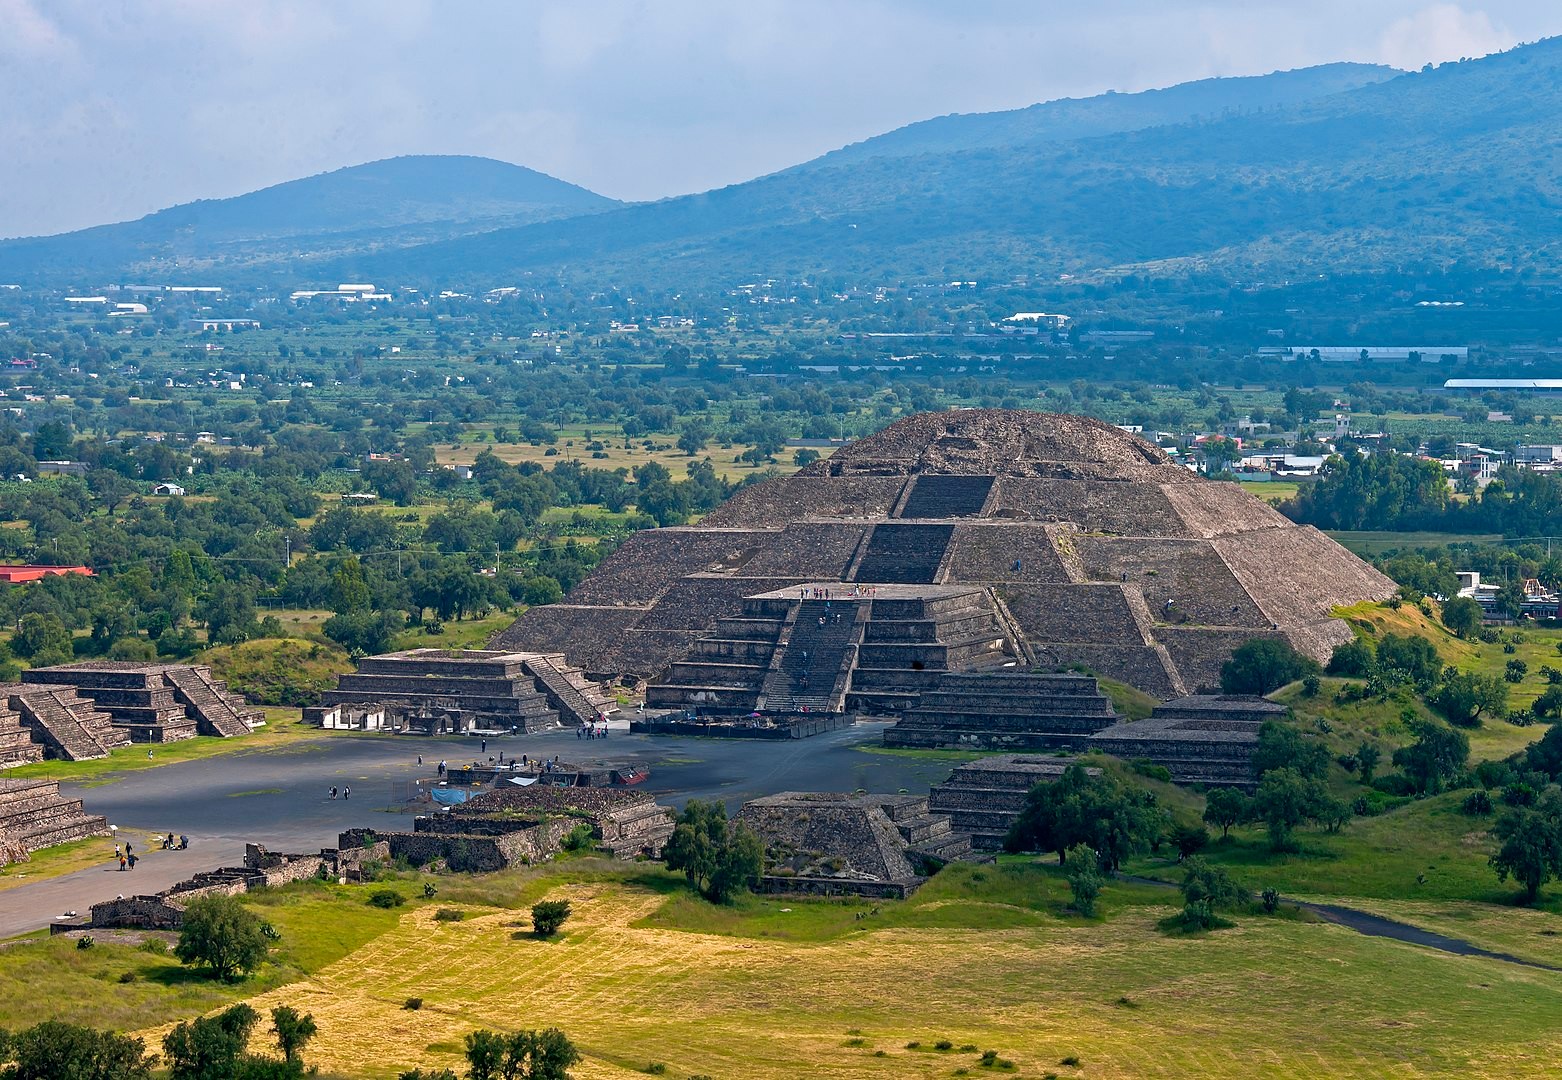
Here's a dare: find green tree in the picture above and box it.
[1005,764,1167,872]
[676,421,709,457]
[464,1028,579,1080]
[1429,670,1507,728]
[1326,638,1374,677]
[1062,843,1102,917]
[530,900,572,938]
[1392,718,1470,795]
[1251,721,1330,780]
[1490,792,1562,904]
[1252,767,1320,852]
[9,613,74,666]
[174,895,271,981]
[1220,638,1319,695]
[1178,855,1248,929]
[0,1020,154,1080]
[1202,787,1248,839]
[163,1004,259,1080]
[327,556,371,614]
[1355,741,1381,786]
[663,800,764,904]
[1441,596,1483,639]
[1375,634,1442,689]
[268,1006,317,1066]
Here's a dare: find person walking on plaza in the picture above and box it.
[343,786,350,800]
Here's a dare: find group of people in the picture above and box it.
[112,841,137,871]
[111,833,189,871]
[327,785,350,800]
[576,723,609,739]
[798,584,879,600]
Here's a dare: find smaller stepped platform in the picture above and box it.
[322,648,611,734]
[439,785,674,858]
[23,662,260,742]
[1089,694,1287,789]
[739,791,981,898]
[0,777,111,867]
[884,670,1119,749]
[1,685,129,761]
[0,700,43,769]
[928,755,1088,850]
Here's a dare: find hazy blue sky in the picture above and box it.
[4,1,1560,238]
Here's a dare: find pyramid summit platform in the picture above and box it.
[493,409,1394,701]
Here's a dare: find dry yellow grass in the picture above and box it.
[215,879,1562,1079]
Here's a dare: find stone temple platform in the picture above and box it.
[739,791,979,898]
[22,662,261,744]
[319,649,615,734]
[493,409,1395,703]
[0,778,111,867]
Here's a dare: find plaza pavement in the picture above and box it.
[0,719,957,936]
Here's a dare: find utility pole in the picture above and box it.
[284,535,291,567]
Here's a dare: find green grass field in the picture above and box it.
[191,862,1562,1079]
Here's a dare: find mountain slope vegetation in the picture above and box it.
[801,62,1399,169]
[0,155,616,279]
[356,39,1562,287]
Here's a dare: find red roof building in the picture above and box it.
[0,565,95,584]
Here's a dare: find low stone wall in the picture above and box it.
[378,819,574,872]
[755,874,919,899]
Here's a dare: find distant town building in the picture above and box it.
[152,483,186,496]
[36,461,89,477]
[185,318,260,332]
[1265,346,1468,362]
[1002,312,1071,329]
[1445,379,1562,393]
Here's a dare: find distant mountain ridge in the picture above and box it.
[0,155,616,280]
[344,39,1562,287]
[798,62,1401,169]
[7,43,1562,288]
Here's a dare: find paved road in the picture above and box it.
[0,721,956,936]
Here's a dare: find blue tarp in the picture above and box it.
[430,787,471,806]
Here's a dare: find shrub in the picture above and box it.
[644,1064,668,1075]
[531,899,572,937]
[118,970,137,983]
[433,908,465,922]
[1061,1056,1081,1066]
[1463,789,1495,815]
[935,1040,954,1051]
[368,890,405,909]
[561,822,595,852]
[1129,758,1172,783]
[403,997,423,1010]
[1301,674,1321,697]
[75,935,94,950]
[1260,887,1280,914]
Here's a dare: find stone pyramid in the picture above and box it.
[492,409,1393,698]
